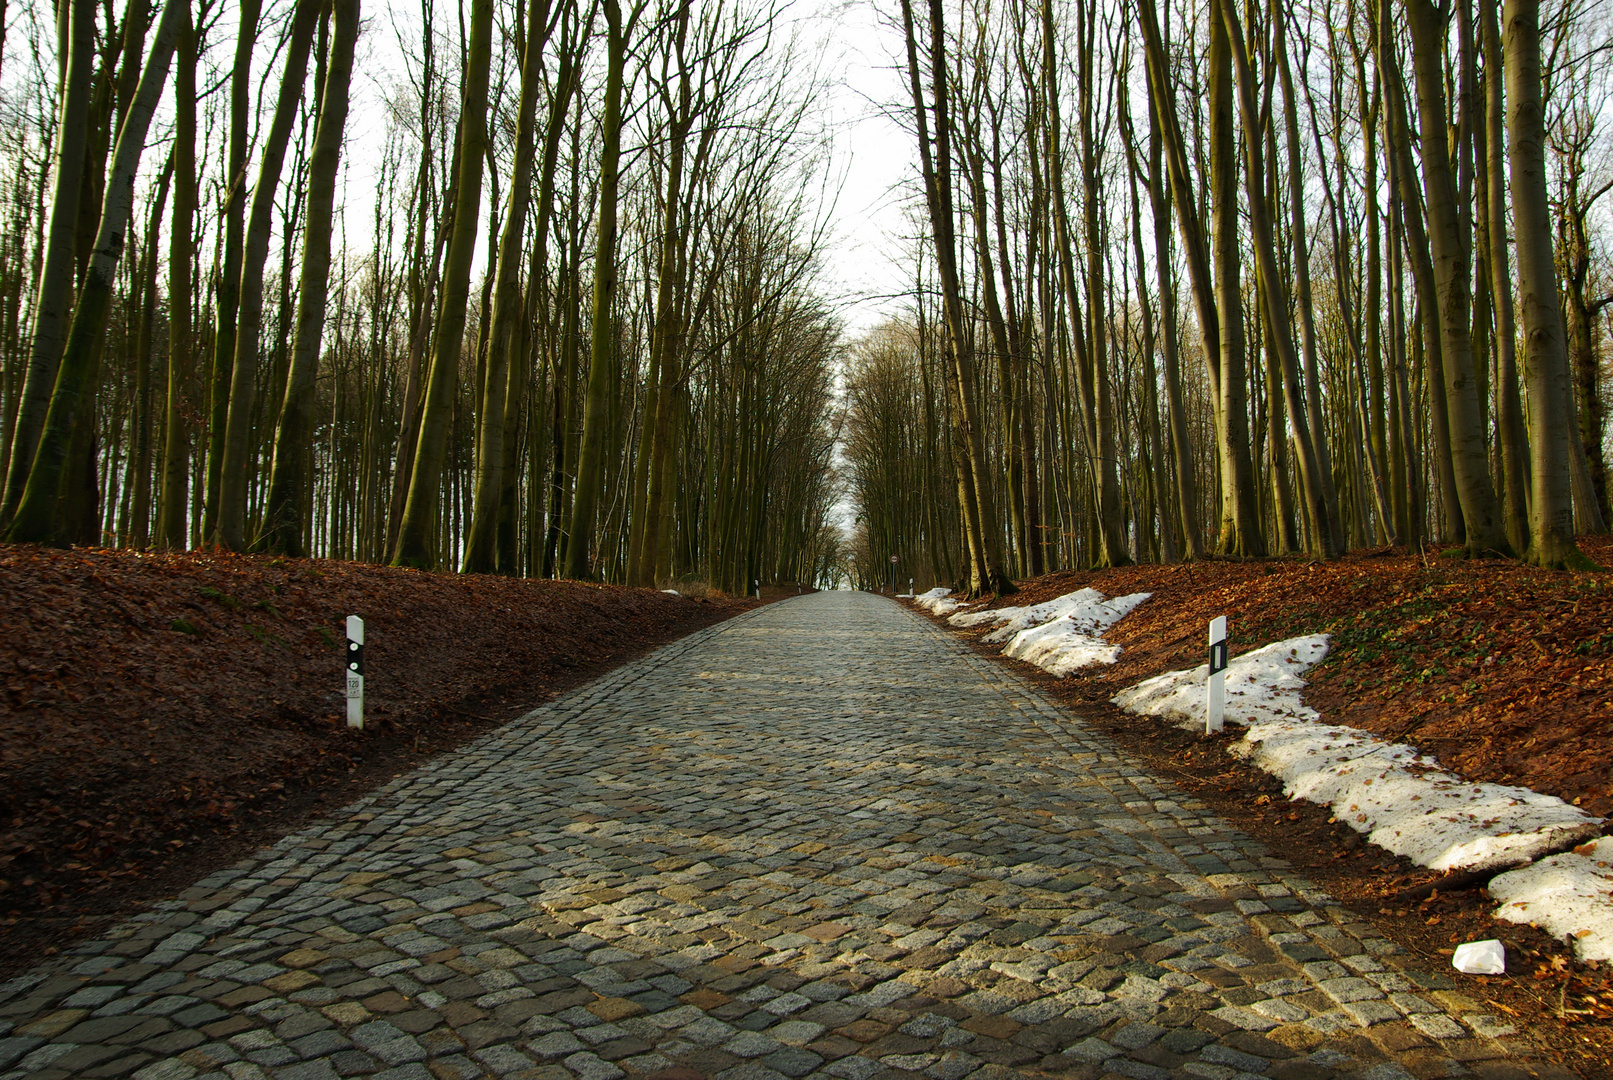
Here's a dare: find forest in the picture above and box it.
[0,0,1608,596]
[0,0,843,594]
[842,0,1613,593]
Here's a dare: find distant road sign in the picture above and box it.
[889,555,899,563]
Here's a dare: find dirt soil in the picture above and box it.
[910,537,1613,1076]
[0,546,759,979]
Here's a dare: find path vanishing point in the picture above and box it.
[0,593,1577,1080]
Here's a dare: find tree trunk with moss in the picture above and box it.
[561,0,627,580]
[4,0,183,544]
[215,0,318,552]
[463,0,555,573]
[388,0,494,568]
[0,0,92,530]
[258,0,359,556]
[1503,0,1594,567]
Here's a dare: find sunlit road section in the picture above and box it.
[0,592,1570,1080]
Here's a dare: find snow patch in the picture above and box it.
[997,591,1152,677]
[1490,838,1613,961]
[913,588,962,616]
[1235,721,1601,872]
[977,589,1141,644]
[1111,635,1329,729]
[1112,633,1602,872]
[937,588,1151,676]
[948,604,1021,628]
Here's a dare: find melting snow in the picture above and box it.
[978,589,1145,644]
[1113,633,1602,873]
[939,588,1152,677]
[1490,838,1613,961]
[1111,636,1329,728]
[948,604,1020,628]
[1236,721,1600,871]
[913,587,963,616]
[996,591,1152,677]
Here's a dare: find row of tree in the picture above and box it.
[844,0,1612,594]
[0,0,845,590]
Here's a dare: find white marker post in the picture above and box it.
[345,616,365,729]
[1206,616,1228,734]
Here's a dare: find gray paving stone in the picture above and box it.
[272,1061,341,1080]
[724,1030,783,1058]
[0,1036,44,1069]
[716,1064,788,1080]
[326,1049,379,1076]
[1408,1013,1466,1040]
[762,1046,823,1077]
[0,596,1564,1080]
[825,1057,882,1080]
[369,1066,430,1080]
[1198,1043,1268,1073]
[562,1050,624,1080]
[924,1050,981,1080]
[470,1043,536,1074]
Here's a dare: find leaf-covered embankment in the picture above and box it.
[0,546,754,974]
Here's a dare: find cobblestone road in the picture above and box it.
[0,592,1572,1080]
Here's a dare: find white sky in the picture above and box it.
[333,0,919,337]
[802,0,918,336]
[0,0,919,334]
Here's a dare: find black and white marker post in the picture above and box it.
[1206,615,1228,733]
[345,615,364,730]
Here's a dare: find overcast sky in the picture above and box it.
[0,0,922,335]
[802,0,919,336]
[332,0,920,338]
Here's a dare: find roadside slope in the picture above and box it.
[0,546,753,973]
[909,540,1613,1067]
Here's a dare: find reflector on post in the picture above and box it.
[345,615,364,730]
[1206,616,1227,734]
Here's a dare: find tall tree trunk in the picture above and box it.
[1137,0,1206,558]
[215,0,318,551]
[1276,14,1346,557]
[561,0,628,579]
[464,0,555,573]
[0,0,91,529]
[1406,0,1510,555]
[5,0,183,544]
[202,0,261,546]
[907,0,1012,593]
[1478,0,1530,551]
[498,25,581,575]
[1222,0,1342,557]
[958,79,1023,574]
[258,0,360,555]
[1503,0,1592,567]
[155,15,197,552]
[1121,103,1176,562]
[633,67,692,588]
[1385,43,1457,542]
[1074,0,1130,567]
[128,156,172,548]
[1207,0,1263,555]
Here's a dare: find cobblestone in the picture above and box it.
[0,594,1569,1078]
